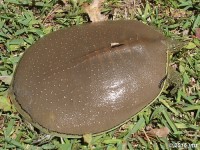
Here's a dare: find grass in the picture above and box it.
[0,0,200,149]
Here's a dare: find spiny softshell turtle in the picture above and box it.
[9,20,171,137]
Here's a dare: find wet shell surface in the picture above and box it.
[9,20,168,136]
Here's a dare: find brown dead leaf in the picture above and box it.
[170,8,187,18]
[147,127,170,138]
[195,28,200,39]
[183,29,189,36]
[0,76,12,85]
[0,43,6,54]
[0,115,4,130]
[189,77,196,86]
[83,0,107,22]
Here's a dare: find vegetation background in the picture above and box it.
[0,0,199,149]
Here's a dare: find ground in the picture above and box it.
[0,0,200,149]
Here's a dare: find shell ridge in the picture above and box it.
[66,40,144,69]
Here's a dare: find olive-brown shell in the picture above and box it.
[10,20,168,136]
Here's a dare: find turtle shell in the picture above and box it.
[9,20,168,136]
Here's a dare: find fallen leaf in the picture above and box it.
[83,0,107,22]
[182,29,189,36]
[195,28,200,39]
[170,8,187,18]
[83,133,92,144]
[0,96,12,112]
[147,127,170,138]
[189,77,196,86]
[0,115,4,131]
[0,76,12,85]
[83,133,93,149]
[184,42,196,49]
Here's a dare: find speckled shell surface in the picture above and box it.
[10,20,168,135]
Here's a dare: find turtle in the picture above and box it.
[8,20,182,139]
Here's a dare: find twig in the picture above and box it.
[142,128,152,144]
